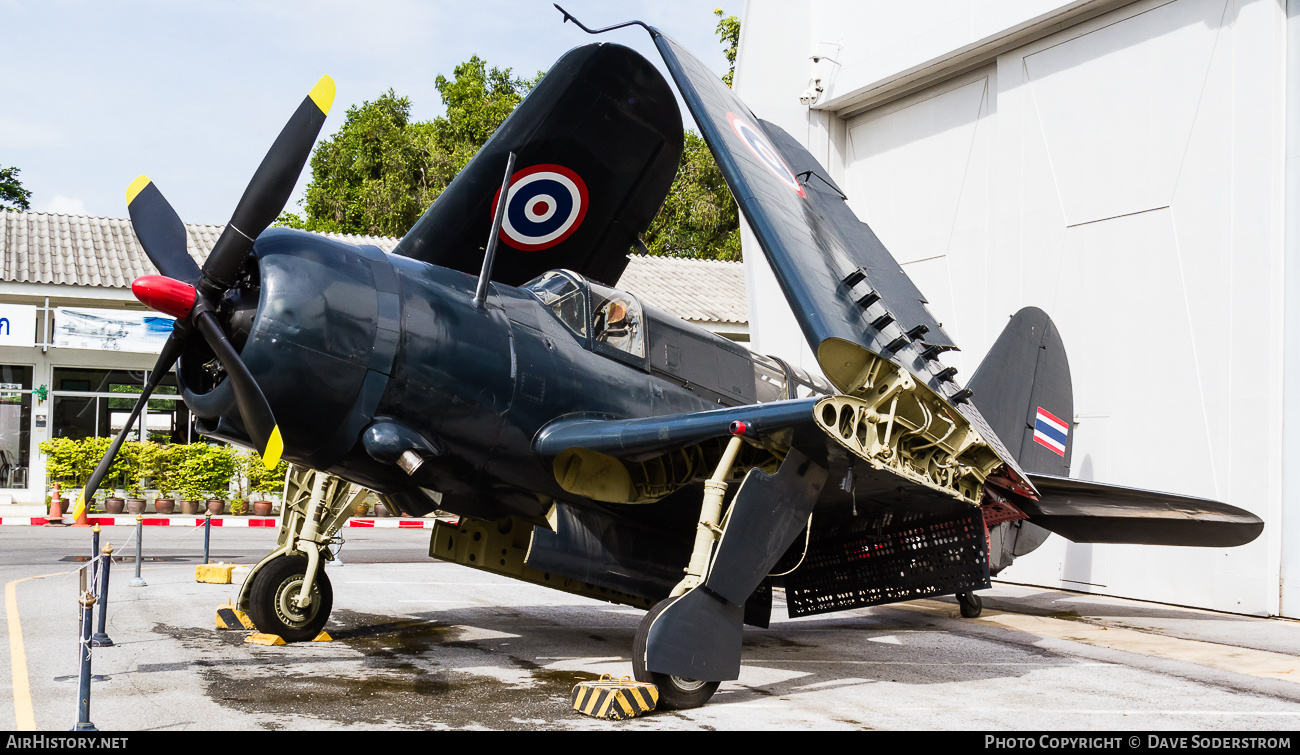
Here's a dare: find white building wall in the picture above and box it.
[738,0,1287,616]
[0,284,165,505]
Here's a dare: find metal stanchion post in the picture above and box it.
[90,524,100,564]
[129,515,147,588]
[203,511,212,565]
[73,580,98,731]
[91,544,114,647]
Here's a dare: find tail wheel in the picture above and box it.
[247,554,332,642]
[632,599,721,710]
[956,591,982,618]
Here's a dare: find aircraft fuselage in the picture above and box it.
[181,228,823,523]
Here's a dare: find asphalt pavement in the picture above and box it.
[4,524,1300,731]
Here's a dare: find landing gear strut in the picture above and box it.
[633,441,826,710]
[238,465,369,640]
[956,591,983,618]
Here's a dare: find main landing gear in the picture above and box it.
[632,437,827,710]
[238,465,368,640]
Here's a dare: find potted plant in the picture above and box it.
[373,494,390,517]
[39,437,129,515]
[38,437,81,511]
[166,444,202,515]
[183,443,236,515]
[229,449,253,516]
[148,443,182,515]
[239,449,286,516]
[121,440,149,514]
[78,437,129,514]
[242,449,287,517]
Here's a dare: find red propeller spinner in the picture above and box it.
[132,275,196,319]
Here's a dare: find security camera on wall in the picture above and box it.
[799,80,822,106]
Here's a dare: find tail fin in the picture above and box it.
[968,307,1072,573]
[970,309,1263,559]
[968,307,1073,476]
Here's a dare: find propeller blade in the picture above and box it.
[126,176,201,283]
[79,330,190,510]
[201,75,335,290]
[193,311,283,468]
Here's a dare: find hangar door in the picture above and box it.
[839,0,1282,616]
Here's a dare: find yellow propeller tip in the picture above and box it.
[309,76,336,116]
[126,175,152,205]
[263,426,284,469]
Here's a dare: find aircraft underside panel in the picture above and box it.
[526,501,693,601]
[783,506,990,617]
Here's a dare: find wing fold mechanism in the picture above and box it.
[637,29,1037,499]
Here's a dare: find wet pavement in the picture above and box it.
[4,526,1300,731]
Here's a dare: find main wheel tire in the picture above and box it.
[956,591,982,619]
[247,554,332,642]
[632,599,721,710]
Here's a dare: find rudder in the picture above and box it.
[967,307,1073,573]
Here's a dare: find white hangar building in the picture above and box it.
[734,0,1295,616]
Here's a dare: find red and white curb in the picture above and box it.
[0,516,441,528]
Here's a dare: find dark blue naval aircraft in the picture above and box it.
[85,9,1263,709]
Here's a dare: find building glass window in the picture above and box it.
[0,365,32,489]
[50,367,193,444]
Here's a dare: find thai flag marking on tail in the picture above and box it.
[1033,407,1069,457]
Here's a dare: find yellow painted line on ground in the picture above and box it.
[6,571,65,731]
[894,599,1300,684]
[5,563,213,731]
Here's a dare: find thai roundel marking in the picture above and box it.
[493,164,589,251]
[727,112,806,198]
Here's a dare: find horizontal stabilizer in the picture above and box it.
[1018,474,1263,548]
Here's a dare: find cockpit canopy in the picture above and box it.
[523,269,833,407]
[524,270,645,363]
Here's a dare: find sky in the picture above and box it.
[1,0,743,225]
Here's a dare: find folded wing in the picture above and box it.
[395,43,683,287]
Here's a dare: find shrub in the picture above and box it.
[145,443,187,499]
[39,436,131,500]
[242,450,289,500]
[176,444,237,501]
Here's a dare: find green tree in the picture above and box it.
[280,58,539,237]
[0,166,32,211]
[640,10,743,261]
[715,8,741,88]
[642,132,741,260]
[279,91,442,236]
[239,449,289,499]
[281,12,745,261]
[433,56,543,176]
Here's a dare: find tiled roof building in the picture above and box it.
[0,211,747,336]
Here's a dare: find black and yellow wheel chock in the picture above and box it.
[571,675,658,719]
